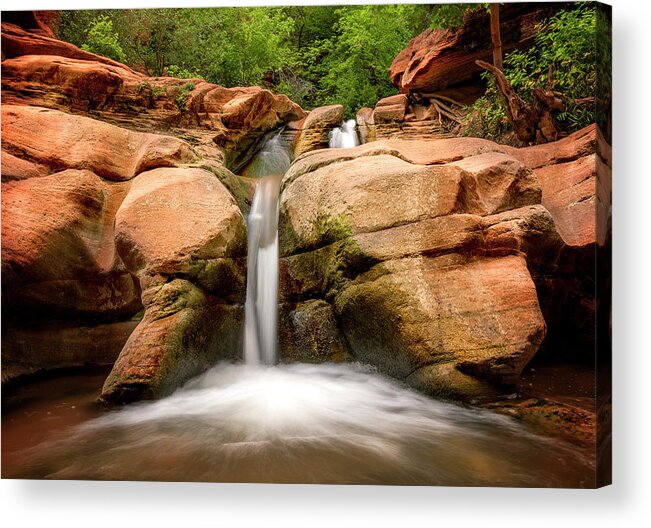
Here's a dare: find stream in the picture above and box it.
[2,126,594,487]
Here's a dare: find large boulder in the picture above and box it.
[279,138,555,399]
[293,104,344,157]
[100,167,247,402]
[101,279,243,404]
[334,254,545,398]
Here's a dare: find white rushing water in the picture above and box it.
[21,362,593,485]
[12,127,593,486]
[243,131,290,365]
[329,119,359,148]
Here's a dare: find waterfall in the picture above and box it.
[329,119,359,148]
[243,131,291,365]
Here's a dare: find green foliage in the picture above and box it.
[170,7,294,87]
[463,74,511,142]
[80,14,126,63]
[465,4,598,141]
[429,3,487,29]
[314,5,424,117]
[56,6,432,114]
[135,81,166,106]
[595,5,612,136]
[166,65,198,79]
[173,81,196,112]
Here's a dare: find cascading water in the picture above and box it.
[329,119,359,148]
[243,131,291,365]
[2,127,594,487]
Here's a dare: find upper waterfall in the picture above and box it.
[329,119,359,148]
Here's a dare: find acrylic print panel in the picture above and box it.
[0,2,611,487]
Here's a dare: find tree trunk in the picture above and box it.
[476,59,566,144]
[490,3,503,70]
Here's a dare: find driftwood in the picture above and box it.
[408,92,464,126]
[475,59,567,144]
[421,93,465,109]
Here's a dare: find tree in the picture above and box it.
[316,4,423,116]
[80,14,126,63]
[468,4,598,143]
[490,3,503,70]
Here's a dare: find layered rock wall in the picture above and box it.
[1,18,304,398]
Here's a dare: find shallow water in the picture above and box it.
[2,363,594,486]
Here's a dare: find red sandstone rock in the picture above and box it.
[100,279,243,403]
[1,150,49,181]
[0,16,303,402]
[302,104,344,129]
[451,151,541,215]
[1,21,134,71]
[389,3,567,94]
[507,125,598,247]
[293,104,344,156]
[2,105,196,181]
[1,25,306,167]
[335,254,545,396]
[114,166,247,280]
[2,320,140,383]
[506,124,596,170]
[279,139,555,398]
[99,167,248,402]
[534,155,596,248]
[355,107,374,127]
[505,124,603,357]
[1,11,58,39]
[1,169,140,316]
[372,94,408,123]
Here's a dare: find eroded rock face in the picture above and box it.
[279,137,556,399]
[389,3,568,94]
[1,21,306,170]
[1,169,140,318]
[506,125,602,357]
[2,105,196,181]
[293,104,344,157]
[101,279,243,404]
[279,300,352,364]
[1,18,297,397]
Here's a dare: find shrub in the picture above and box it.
[173,81,196,112]
[81,15,126,63]
[166,65,199,79]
